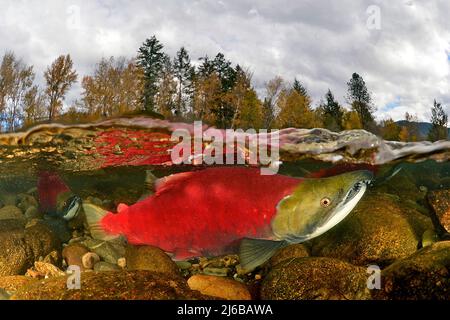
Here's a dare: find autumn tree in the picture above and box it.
[155,55,177,118]
[44,54,77,121]
[173,47,192,116]
[228,67,263,129]
[194,53,238,127]
[81,56,143,119]
[401,112,420,141]
[342,110,363,130]
[276,87,319,129]
[398,126,409,142]
[428,100,448,141]
[380,118,400,141]
[191,72,222,124]
[0,52,37,131]
[262,76,284,128]
[346,73,375,130]
[319,89,343,131]
[137,36,165,111]
[23,85,46,126]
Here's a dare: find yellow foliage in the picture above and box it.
[342,110,363,130]
[275,89,319,128]
[399,126,409,142]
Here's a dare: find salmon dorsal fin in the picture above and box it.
[154,171,194,194]
[239,238,288,272]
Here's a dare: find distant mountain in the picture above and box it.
[395,120,450,138]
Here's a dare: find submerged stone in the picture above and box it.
[187,274,252,300]
[93,261,120,272]
[10,271,212,300]
[62,243,90,271]
[261,257,370,300]
[0,220,61,276]
[373,241,450,300]
[82,238,126,264]
[427,189,450,232]
[268,243,310,268]
[125,245,180,277]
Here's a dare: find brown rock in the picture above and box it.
[261,257,370,300]
[373,241,450,300]
[62,244,89,271]
[0,220,61,276]
[188,275,251,300]
[427,189,450,232]
[11,271,212,300]
[125,245,180,276]
[268,244,309,268]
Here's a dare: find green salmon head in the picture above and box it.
[271,170,373,243]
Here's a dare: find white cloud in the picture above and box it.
[0,0,448,121]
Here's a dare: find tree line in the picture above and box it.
[0,35,448,141]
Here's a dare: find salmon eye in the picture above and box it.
[320,197,332,207]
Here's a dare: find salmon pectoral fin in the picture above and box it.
[239,238,289,272]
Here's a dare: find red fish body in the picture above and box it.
[99,167,302,259]
[38,171,71,214]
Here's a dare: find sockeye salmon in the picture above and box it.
[83,166,373,270]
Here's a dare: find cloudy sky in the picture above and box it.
[1,0,449,121]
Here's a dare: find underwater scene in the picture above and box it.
[0,117,449,301]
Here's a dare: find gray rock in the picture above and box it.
[82,252,100,269]
[82,239,126,264]
[93,261,120,272]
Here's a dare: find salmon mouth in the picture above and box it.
[343,179,372,205]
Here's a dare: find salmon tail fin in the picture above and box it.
[82,203,120,241]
